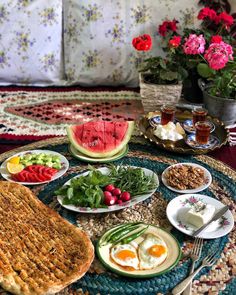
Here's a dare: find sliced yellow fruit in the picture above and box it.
[176,122,185,136]
[8,156,20,165]
[6,163,24,174]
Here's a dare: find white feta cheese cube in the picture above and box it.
[186,202,215,228]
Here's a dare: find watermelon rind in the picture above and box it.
[67,121,134,158]
[69,144,129,163]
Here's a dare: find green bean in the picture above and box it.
[101,222,142,246]
[119,225,149,245]
[110,225,140,244]
[107,222,143,243]
[100,223,133,245]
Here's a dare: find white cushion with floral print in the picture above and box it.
[0,0,64,85]
[64,0,200,87]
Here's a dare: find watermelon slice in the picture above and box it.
[67,121,134,158]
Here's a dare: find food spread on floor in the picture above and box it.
[0,118,233,294]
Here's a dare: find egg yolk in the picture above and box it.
[148,245,166,257]
[116,250,136,260]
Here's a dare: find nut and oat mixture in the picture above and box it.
[165,164,205,190]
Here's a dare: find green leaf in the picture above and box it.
[160,59,167,69]
[197,63,213,78]
[160,69,178,81]
[178,66,188,80]
[67,187,74,199]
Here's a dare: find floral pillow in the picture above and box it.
[0,0,64,85]
[63,0,199,87]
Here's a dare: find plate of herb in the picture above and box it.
[54,165,159,213]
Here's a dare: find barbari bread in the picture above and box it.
[0,181,94,295]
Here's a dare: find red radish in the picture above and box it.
[112,188,121,196]
[116,199,123,205]
[104,195,117,206]
[120,192,131,202]
[104,184,115,192]
[103,191,112,198]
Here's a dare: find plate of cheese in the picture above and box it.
[166,194,234,239]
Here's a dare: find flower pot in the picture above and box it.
[199,79,236,126]
[182,70,203,103]
[139,73,182,113]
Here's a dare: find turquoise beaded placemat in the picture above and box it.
[0,137,235,295]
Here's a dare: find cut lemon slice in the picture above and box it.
[8,156,20,165]
[6,163,24,174]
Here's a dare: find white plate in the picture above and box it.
[166,194,234,239]
[96,223,181,278]
[57,166,159,213]
[0,150,69,186]
[162,163,212,194]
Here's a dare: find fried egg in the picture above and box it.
[110,244,139,270]
[138,233,168,270]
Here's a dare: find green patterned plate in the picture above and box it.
[68,144,129,163]
[96,223,181,278]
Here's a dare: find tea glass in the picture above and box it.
[195,121,212,145]
[192,108,208,125]
[161,105,176,125]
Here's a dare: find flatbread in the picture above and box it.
[0,181,94,295]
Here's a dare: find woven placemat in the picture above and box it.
[0,137,235,295]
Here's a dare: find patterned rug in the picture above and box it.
[0,87,143,141]
[0,136,235,295]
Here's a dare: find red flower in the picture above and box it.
[215,12,234,28]
[198,7,217,21]
[211,35,223,43]
[169,20,178,32]
[132,34,152,51]
[158,20,178,37]
[169,36,181,48]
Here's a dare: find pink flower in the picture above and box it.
[204,41,234,70]
[169,35,181,48]
[183,34,206,55]
[198,7,217,21]
[188,197,198,204]
[210,35,222,44]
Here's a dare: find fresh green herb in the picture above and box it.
[107,164,157,196]
[55,169,111,208]
[54,165,158,208]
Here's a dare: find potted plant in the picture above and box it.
[132,0,236,108]
[198,57,236,126]
[132,29,188,113]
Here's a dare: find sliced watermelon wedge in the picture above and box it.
[67,121,134,158]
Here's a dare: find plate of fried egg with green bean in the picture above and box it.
[96,222,181,278]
